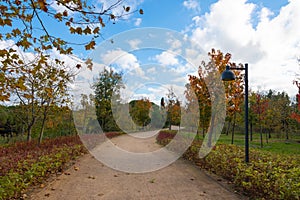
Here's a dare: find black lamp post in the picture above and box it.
[221,63,249,163]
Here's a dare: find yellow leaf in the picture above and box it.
[23,94,33,99]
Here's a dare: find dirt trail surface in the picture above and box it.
[30,131,246,200]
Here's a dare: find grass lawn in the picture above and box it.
[216,132,300,155]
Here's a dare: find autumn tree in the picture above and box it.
[0,0,143,101]
[291,80,300,123]
[188,74,210,137]
[44,105,75,136]
[250,93,269,147]
[165,87,181,130]
[129,98,152,128]
[264,90,291,140]
[93,67,122,132]
[187,49,244,145]
[8,53,74,142]
[150,103,166,129]
[73,93,99,134]
[183,83,200,133]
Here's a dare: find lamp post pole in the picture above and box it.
[221,63,249,163]
[244,63,249,163]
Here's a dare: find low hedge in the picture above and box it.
[0,136,87,199]
[156,131,300,200]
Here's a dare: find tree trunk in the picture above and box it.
[38,114,47,145]
[38,118,46,145]
[231,113,236,145]
[202,113,205,138]
[285,121,289,140]
[207,114,215,148]
[265,128,268,143]
[250,121,253,141]
[260,124,263,148]
[69,109,72,135]
[27,126,32,142]
[226,119,231,136]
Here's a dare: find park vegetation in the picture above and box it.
[156,130,300,199]
[156,49,300,199]
[0,0,299,198]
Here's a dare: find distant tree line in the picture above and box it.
[0,105,76,143]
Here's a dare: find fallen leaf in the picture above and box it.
[88,175,96,179]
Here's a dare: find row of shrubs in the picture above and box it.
[0,132,127,199]
[0,136,87,199]
[156,130,300,200]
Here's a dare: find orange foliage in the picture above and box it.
[290,81,300,123]
[189,49,245,115]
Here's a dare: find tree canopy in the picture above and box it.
[0,0,143,101]
[93,67,123,132]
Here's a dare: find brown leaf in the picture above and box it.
[76,64,81,69]
[85,41,95,50]
[93,27,100,34]
[83,26,91,35]
[38,0,48,12]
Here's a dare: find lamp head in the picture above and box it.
[221,65,236,81]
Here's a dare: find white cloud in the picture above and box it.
[127,39,141,49]
[183,0,200,12]
[50,0,72,13]
[155,51,179,66]
[188,0,300,97]
[170,62,195,75]
[171,76,189,84]
[146,67,156,74]
[101,49,145,77]
[165,38,183,56]
[134,18,142,26]
[192,16,202,26]
[259,7,274,23]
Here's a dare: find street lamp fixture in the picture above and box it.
[221,63,249,163]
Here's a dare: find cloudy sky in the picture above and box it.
[2,0,300,106]
[71,0,300,105]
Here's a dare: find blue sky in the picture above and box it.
[100,0,289,36]
[68,0,300,106]
[1,0,299,106]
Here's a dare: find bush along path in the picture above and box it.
[156,130,300,200]
[0,136,87,199]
